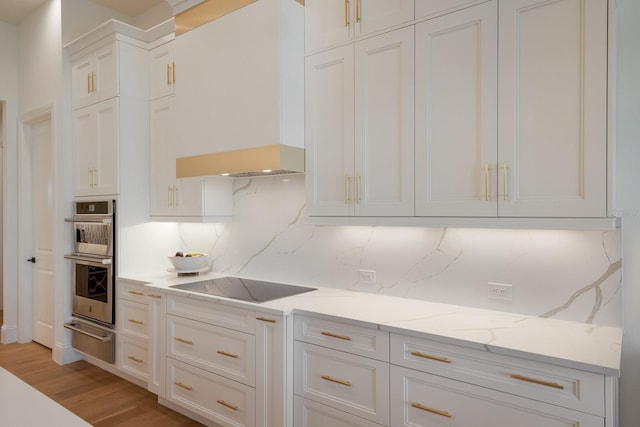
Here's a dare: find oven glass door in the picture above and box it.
[73,259,113,325]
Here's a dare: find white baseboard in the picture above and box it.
[53,342,83,365]
[1,324,18,344]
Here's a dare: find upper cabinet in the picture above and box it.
[149,41,176,100]
[497,0,608,217]
[305,0,414,53]
[306,27,414,217]
[71,42,118,110]
[306,0,612,223]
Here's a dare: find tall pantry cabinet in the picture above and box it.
[306,0,610,221]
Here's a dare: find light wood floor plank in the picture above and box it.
[0,341,204,426]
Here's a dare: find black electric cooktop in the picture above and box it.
[169,276,316,303]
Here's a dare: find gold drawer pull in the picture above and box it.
[510,374,564,390]
[217,350,239,359]
[410,351,452,364]
[217,400,238,411]
[128,319,144,325]
[411,402,452,418]
[127,355,143,363]
[128,290,144,296]
[321,331,352,341]
[256,316,276,323]
[175,381,192,391]
[147,293,162,299]
[175,337,193,345]
[321,375,351,387]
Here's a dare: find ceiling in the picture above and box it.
[0,0,164,24]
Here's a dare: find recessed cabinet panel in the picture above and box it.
[305,0,353,53]
[498,0,607,217]
[415,1,497,216]
[305,45,355,217]
[295,396,384,427]
[149,42,175,100]
[354,26,414,216]
[390,365,602,427]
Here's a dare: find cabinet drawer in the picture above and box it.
[120,299,149,340]
[390,333,604,416]
[167,358,255,427]
[295,396,385,427]
[294,315,389,361]
[167,294,255,333]
[119,336,149,381]
[294,342,389,425]
[119,280,149,303]
[390,365,602,427]
[168,315,256,386]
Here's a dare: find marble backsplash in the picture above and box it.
[167,175,621,327]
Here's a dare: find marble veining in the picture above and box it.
[167,175,622,328]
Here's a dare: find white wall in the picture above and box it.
[617,0,640,425]
[0,20,18,344]
[61,0,132,45]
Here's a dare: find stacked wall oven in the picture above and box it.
[64,200,116,363]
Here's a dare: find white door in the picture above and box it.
[31,118,54,348]
[354,26,414,216]
[305,45,355,217]
[414,1,497,217]
[498,0,607,217]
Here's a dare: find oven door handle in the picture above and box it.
[65,216,112,224]
[64,322,112,342]
[64,254,112,265]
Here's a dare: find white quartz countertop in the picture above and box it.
[121,271,622,376]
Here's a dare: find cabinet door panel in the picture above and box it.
[498,0,607,217]
[149,97,176,216]
[149,42,175,100]
[71,57,94,110]
[305,0,354,53]
[73,107,97,196]
[305,45,356,216]
[391,365,603,427]
[93,99,119,196]
[415,1,497,216]
[93,43,118,104]
[295,396,384,427]
[356,0,414,37]
[355,26,414,216]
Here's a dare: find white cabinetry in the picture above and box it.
[149,96,232,221]
[306,26,414,217]
[68,23,149,198]
[305,0,414,53]
[414,1,497,216]
[164,294,287,427]
[294,315,390,426]
[116,280,165,395]
[149,41,176,100]
[390,332,605,426]
[72,99,118,197]
[497,0,607,217]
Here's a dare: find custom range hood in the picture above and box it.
[171,0,305,178]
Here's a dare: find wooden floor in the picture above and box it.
[0,341,204,426]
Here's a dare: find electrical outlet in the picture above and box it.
[488,282,513,301]
[359,270,376,283]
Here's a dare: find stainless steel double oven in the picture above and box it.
[65,199,115,326]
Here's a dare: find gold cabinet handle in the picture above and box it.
[256,316,276,323]
[91,168,97,187]
[175,337,193,345]
[355,0,360,23]
[356,175,361,204]
[321,331,352,341]
[484,163,490,201]
[344,0,349,27]
[147,293,162,299]
[172,62,176,83]
[128,290,144,296]
[173,186,178,207]
[321,375,351,387]
[87,73,91,94]
[217,400,238,411]
[90,72,96,93]
[128,355,143,363]
[217,350,239,359]
[175,381,193,391]
[88,168,93,187]
[510,374,564,390]
[503,161,508,200]
[345,174,351,204]
[410,351,451,364]
[411,402,452,418]
[167,63,171,86]
[128,319,144,325]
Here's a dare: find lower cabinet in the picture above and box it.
[390,365,602,427]
[164,294,287,427]
[294,396,384,427]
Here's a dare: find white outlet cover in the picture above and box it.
[487,282,513,301]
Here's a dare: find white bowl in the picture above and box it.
[168,252,210,271]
